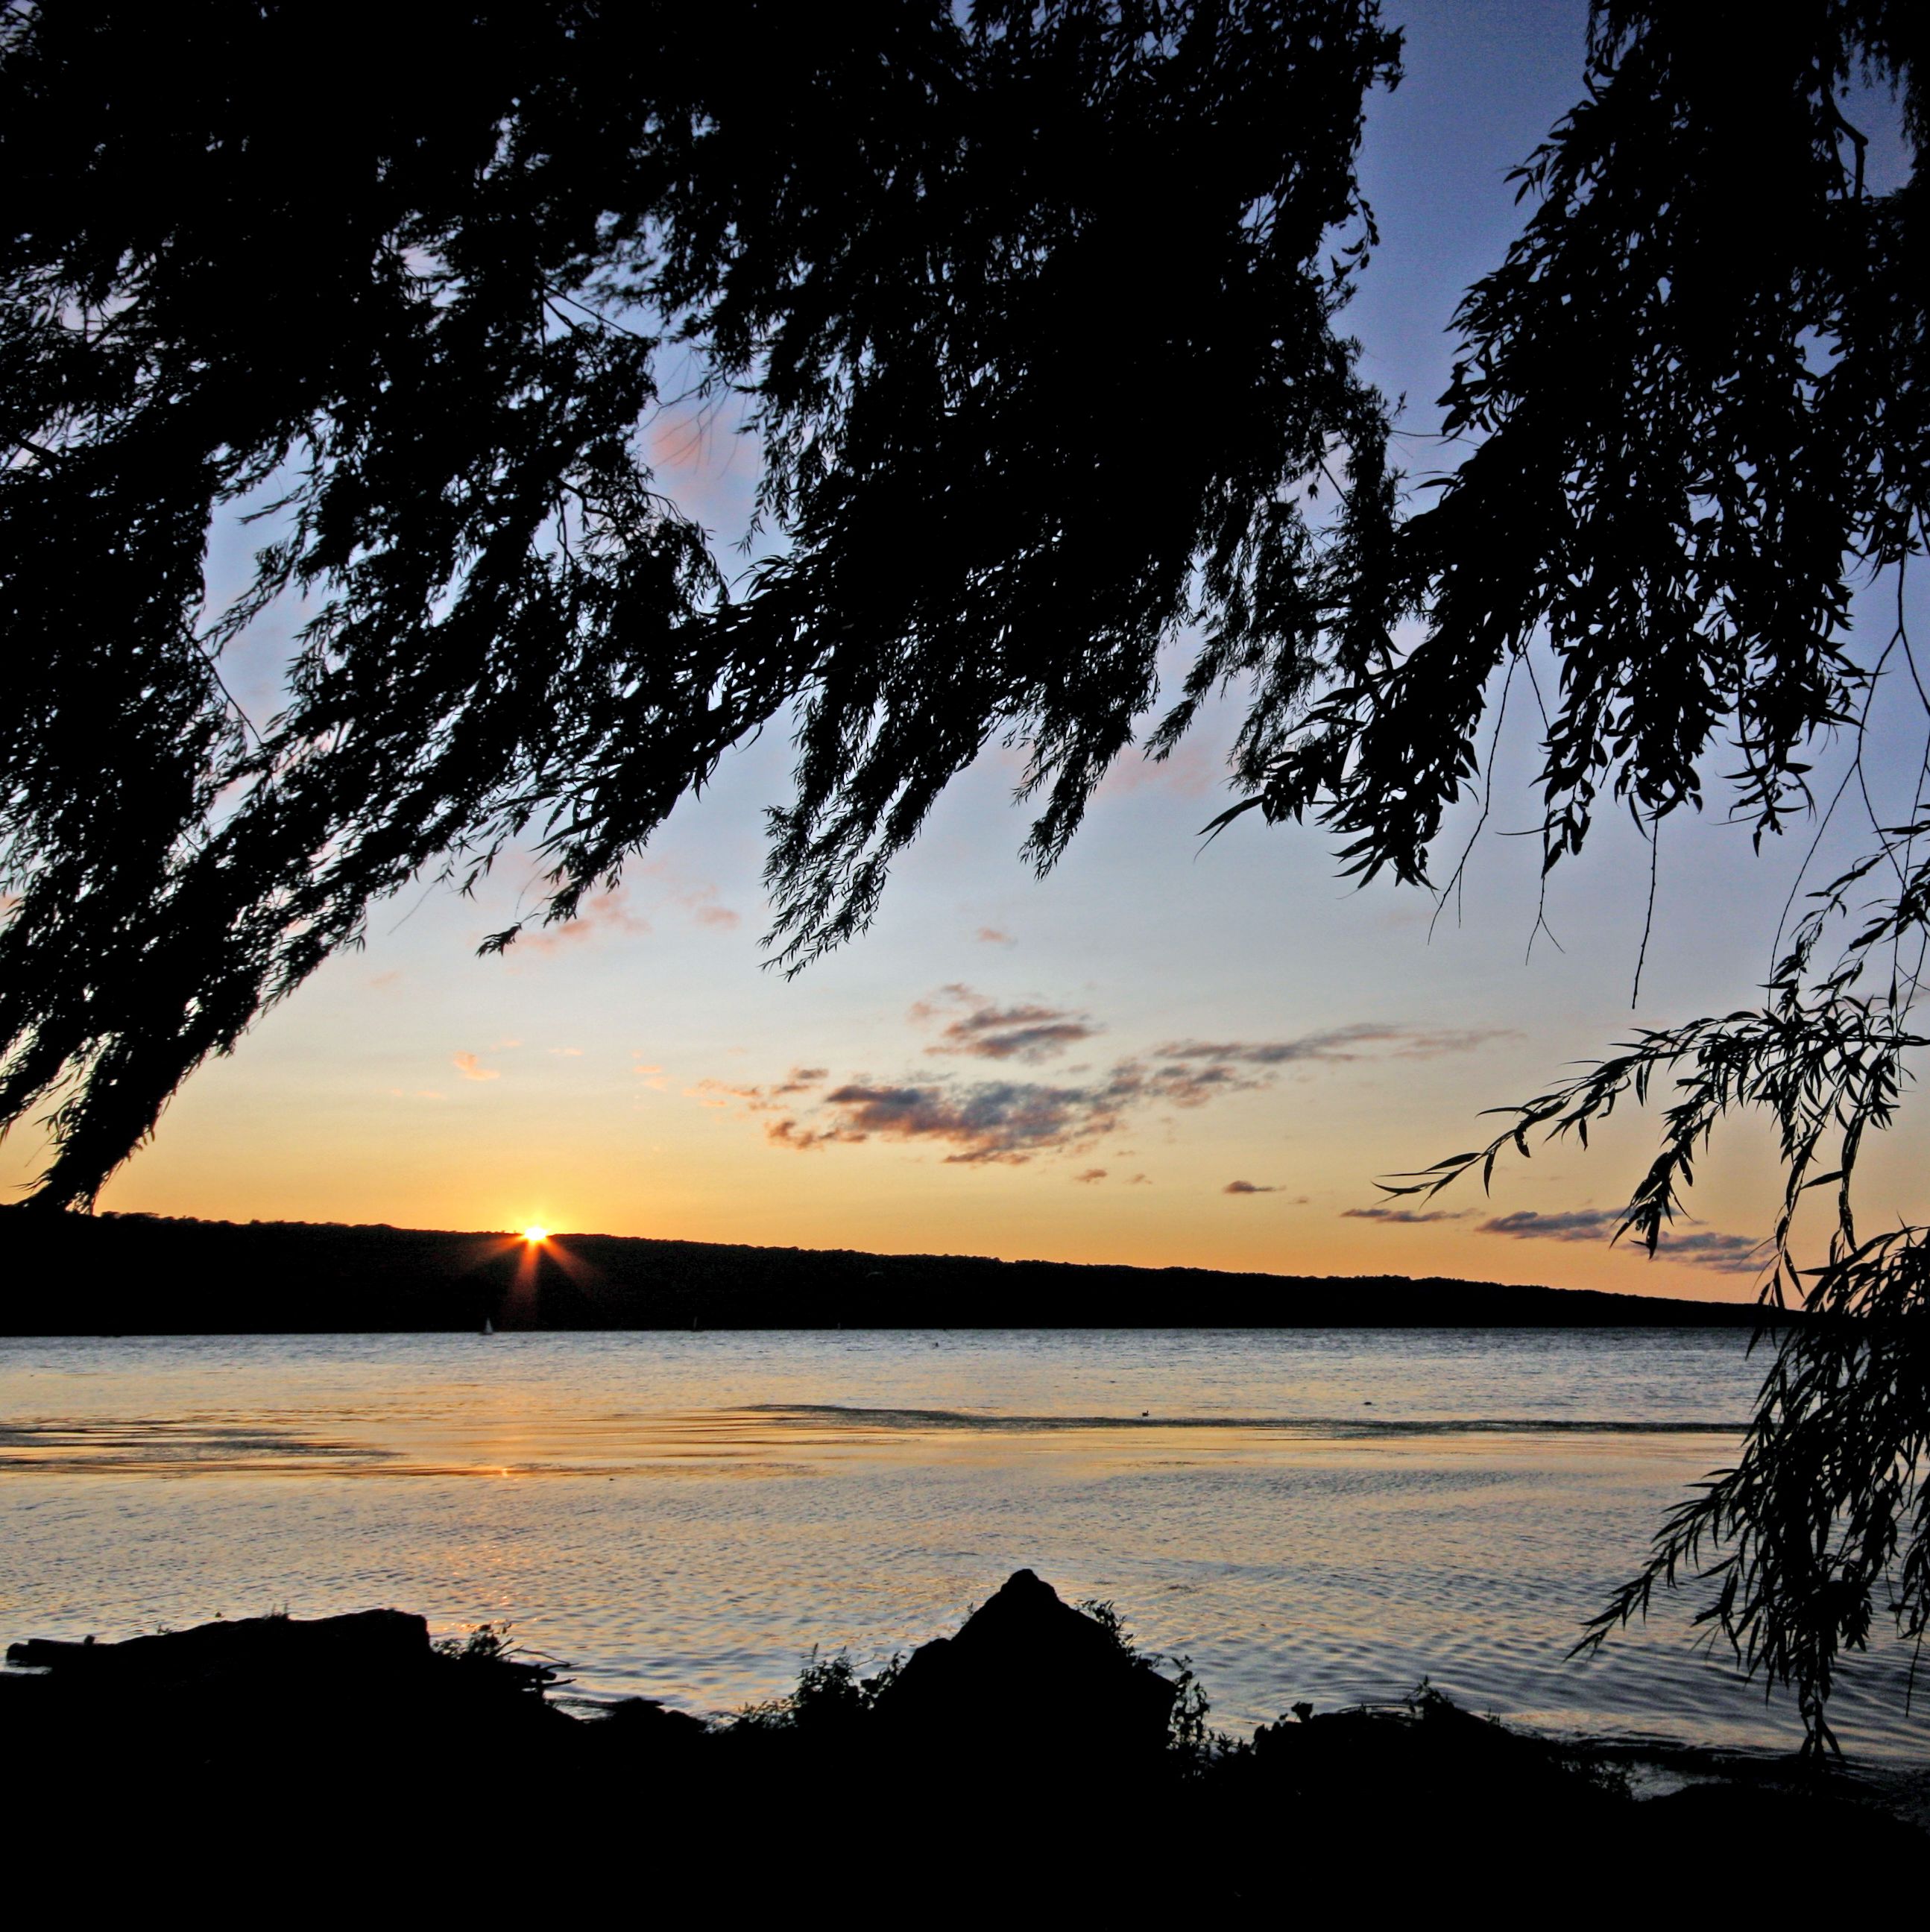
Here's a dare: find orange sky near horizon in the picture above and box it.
[12,748,1889,1305]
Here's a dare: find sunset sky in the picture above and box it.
[13,1,1926,1298]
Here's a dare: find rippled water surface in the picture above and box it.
[2,1328,1922,1760]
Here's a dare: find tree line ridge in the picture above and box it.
[0,1206,1776,1334]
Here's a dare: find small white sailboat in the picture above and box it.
[481,1317,495,1336]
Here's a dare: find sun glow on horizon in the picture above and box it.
[521,1224,550,1244]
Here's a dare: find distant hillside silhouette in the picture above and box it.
[0,1207,1778,1334]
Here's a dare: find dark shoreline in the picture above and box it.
[0,1205,1781,1334]
[6,1571,1919,1907]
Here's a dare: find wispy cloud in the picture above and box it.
[452,1051,499,1082]
[517,888,650,955]
[1663,1229,1767,1271]
[1094,736,1224,801]
[1156,1023,1515,1066]
[723,999,1509,1175]
[1476,1208,1765,1274]
[1138,1061,1269,1107]
[766,1115,868,1152]
[1224,1179,1278,1195]
[769,1076,1132,1164]
[1480,1208,1624,1241]
[1074,1168,1109,1184]
[755,1050,1266,1162]
[975,926,1016,946]
[916,985,1101,1064]
[637,857,741,931]
[691,1077,776,1111]
[1343,1205,1469,1225]
[689,1067,827,1111]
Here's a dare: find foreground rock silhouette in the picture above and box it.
[874,1568,1178,1758]
[4,1573,1920,1910]
[9,1608,438,1688]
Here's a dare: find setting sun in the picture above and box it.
[521,1225,549,1244]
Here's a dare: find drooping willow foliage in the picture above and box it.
[1338,2,1927,1751]
[0,0,1401,1205]
[2,1,1927,1743]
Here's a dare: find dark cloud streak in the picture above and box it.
[917,985,1100,1064]
[772,1076,1130,1163]
[734,994,1514,1175]
[1477,1208,1765,1274]
[1158,1023,1515,1066]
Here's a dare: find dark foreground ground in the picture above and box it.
[4,1572,1918,1913]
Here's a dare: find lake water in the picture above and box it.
[2,1328,1923,1761]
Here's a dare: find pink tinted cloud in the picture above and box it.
[452,1051,499,1082]
[690,1077,778,1111]
[636,857,742,931]
[516,888,651,956]
[1094,736,1226,802]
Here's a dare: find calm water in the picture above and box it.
[2,1328,1923,1760]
